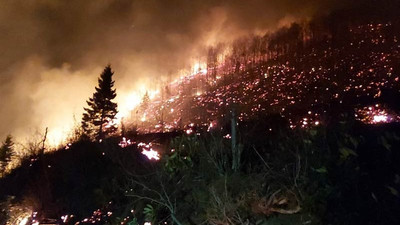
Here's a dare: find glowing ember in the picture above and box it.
[136,142,160,160]
[373,114,388,123]
[223,134,231,139]
[119,137,133,148]
[65,143,72,150]
[61,215,70,223]
[207,121,216,132]
[356,105,397,124]
[141,148,160,160]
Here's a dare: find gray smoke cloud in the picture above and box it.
[0,0,346,145]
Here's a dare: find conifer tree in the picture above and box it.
[82,65,118,140]
[0,135,14,173]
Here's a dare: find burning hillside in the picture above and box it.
[125,20,400,134]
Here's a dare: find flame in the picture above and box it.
[141,148,160,160]
[117,92,143,117]
[47,127,69,148]
[18,217,29,225]
[137,142,160,160]
[191,61,207,74]
[373,114,388,123]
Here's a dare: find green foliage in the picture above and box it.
[164,135,197,174]
[127,217,138,225]
[339,147,357,160]
[313,167,328,174]
[82,65,118,141]
[200,133,230,175]
[143,204,155,223]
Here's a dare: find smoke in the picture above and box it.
[0,0,347,146]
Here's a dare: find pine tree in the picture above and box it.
[82,65,118,141]
[0,135,14,174]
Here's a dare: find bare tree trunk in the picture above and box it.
[40,127,48,155]
[99,110,105,141]
[231,109,240,172]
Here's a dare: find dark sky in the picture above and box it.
[0,0,346,146]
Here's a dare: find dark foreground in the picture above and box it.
[1,116,400,225]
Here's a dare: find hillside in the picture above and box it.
[132,16,400,133]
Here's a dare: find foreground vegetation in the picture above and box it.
[0,113,399,225]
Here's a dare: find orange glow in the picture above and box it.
[192,62,207,74]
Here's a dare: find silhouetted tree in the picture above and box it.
[82,65,118,141]
[0,135,14,174]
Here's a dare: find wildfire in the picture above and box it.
[113,82,161,130]
[119,140,161,160]
[18,21,399,150]
[47,127,69,148]
[356,104,397,124]
[137,142,160,160]
[373,114,388,123]
[116,91,143,119]
[119,137,133,148]
[191,62,207,75]
[138,142,160,160]
[141,114,147,122]
[141,148,160,160]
